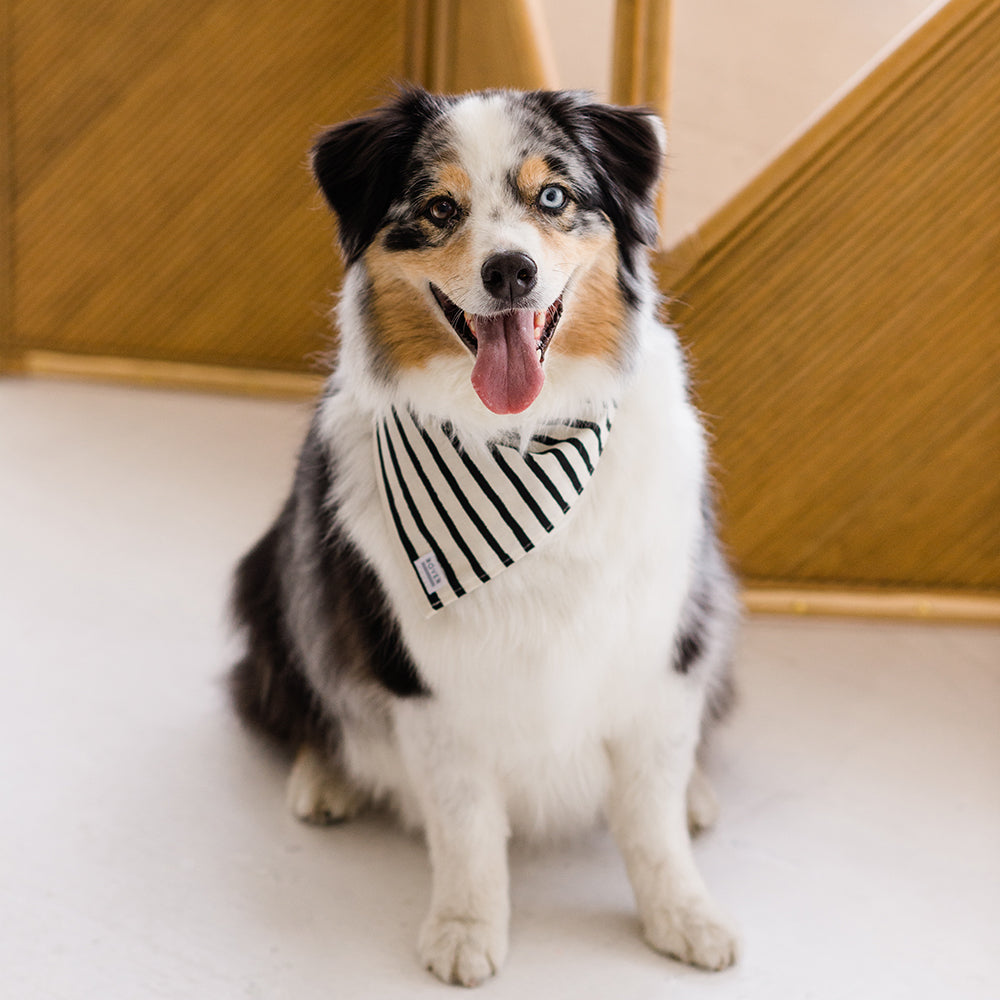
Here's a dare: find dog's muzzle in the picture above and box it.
[430,274,565,416]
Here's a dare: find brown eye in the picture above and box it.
[426,197,458,225]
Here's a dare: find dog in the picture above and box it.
[229,87,739,987]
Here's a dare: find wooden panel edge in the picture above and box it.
[517,0,560,90]
[743,584,1000,624]
[411,0,558,93]
[449,0,558,92]
[611,0,640,104]
[0,0,12,371]
[404,0,431,87]
[611,0,672,236]
[429,0,458,92]
[12,350,323,400]
[660,0,990,284]
[612,0,672,110]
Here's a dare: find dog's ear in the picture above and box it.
[311,89,441,264]
[578,103,665,250]
[528,91,664,259]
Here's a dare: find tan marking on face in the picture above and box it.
[364,243,465,371]
[547,232,627,363]
[437,163,472,202]
[379,216,477,297]
[517,156,551,197]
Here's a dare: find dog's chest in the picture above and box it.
[322,339,704,832]
[373,404,617,616]
[328,340,705,721]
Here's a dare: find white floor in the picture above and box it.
[2,379,998,999]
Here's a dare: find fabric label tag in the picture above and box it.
[413,552,444,595]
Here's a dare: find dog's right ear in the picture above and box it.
[311,89,442,265]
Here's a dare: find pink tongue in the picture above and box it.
[470,310,544,414]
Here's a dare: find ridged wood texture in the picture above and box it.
[1,0,557,376]
[4,1,997,595]
[7,0,414,372]
[407,0,557,93]
[660,0,1000,590]
[611,0,671,111]
[1,0,12,369]
[610,0,671,233]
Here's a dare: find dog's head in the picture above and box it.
[312,88,664,420]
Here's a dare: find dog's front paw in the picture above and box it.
[642,897,739,971]
[418,912,508,987]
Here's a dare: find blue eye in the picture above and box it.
[537,185,568,211]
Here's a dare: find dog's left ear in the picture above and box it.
[579,103,665,251]
[312,88,443,264]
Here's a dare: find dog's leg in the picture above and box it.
[606,696,738,970]
[686,761,720,835]
[286,744,366,825]
[396,712,510,987]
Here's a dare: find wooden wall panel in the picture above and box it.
[610,0,672,234]
[449,0,557,91]
[3,0,559,380]
[9,0,406,372]
[611,0,671,110]
[406,0,557,93]
[5,0,996,599]
[660,0,1000,591]
[0,0,11,370]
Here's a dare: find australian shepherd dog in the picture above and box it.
[230,87,739,986]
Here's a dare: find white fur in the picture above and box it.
[317,320,736,981]
[307,93,737,985]
[322,315,702,821]
[440,96,571,316]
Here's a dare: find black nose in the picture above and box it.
[481,251,538,302]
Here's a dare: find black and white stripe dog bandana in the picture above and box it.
[374,404,615,615]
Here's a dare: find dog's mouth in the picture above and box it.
[430,284,564,415]
[430,284,564,361]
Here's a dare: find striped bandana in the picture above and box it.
[374,403,615,615]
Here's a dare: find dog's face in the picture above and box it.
[313,89,664,418]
